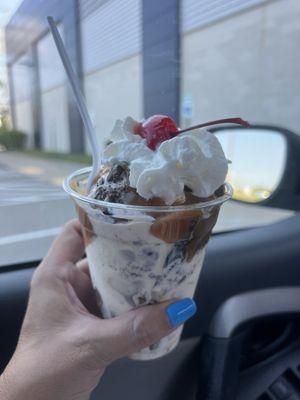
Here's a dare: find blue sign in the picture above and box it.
[181,95,193,119]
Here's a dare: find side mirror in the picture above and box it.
[214,126,300,211]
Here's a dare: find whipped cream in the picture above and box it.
[101,117,228,205]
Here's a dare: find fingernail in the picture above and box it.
[166,298,197,327]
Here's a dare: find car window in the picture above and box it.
[0,0,297,266]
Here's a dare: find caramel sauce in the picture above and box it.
[150,210,203,244]
[83,164,225,260]
[114,186,220,207]
[149,204,220,260]
[126,184,223,260]
[76,204,95,246]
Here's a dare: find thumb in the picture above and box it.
[91,298,197,363]
[43,220,85,267]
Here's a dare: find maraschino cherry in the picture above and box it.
[134,115,249,150]
[133,115,178,150]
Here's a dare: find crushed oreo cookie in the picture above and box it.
[164,241,187,271]
[92,162,131,203]
[184,185,192,193]
[214,184,225,198]
[106,163,129,183]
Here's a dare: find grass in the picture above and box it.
[22,149,92,165]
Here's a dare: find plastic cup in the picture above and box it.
[63,167,232,360]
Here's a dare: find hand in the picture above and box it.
[0,220,196,400]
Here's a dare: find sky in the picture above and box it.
[217,129,287,191]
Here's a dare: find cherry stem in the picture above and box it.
[176,117,250,135]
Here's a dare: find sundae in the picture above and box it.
[65,115,248,360]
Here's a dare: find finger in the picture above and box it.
[43,220,85,266]
[89,298,197,363]
[69,267,99,316]
[76,258,90,277]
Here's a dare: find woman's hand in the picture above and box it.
[0,220,196,400]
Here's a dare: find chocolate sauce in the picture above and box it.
[89,163,223,262]
[76,204,95,246]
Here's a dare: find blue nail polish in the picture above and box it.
[166,298,197,327]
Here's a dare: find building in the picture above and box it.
[5,0,300,153]
[0,28,9,124]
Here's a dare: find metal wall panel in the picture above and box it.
[79,0,110,20]
[81,0,141,74]
[36,26,65,92]
[181,0,267,32]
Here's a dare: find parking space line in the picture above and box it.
[0,227,62,245]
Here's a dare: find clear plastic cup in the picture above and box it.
[63,167,232,360]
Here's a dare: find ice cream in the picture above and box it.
[67,115,246,359]
[90,116,229,205]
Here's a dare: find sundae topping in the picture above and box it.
[89,163,131,203]
[137,115,178,150]
[100,116,228,204]
[150,210,202,244]
[176,117,250,135]
[76,205,95,246]
[133,115,248,150]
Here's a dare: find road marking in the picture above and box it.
[0,163,68,205]
[0,194,67,206]
[0,227,62,245]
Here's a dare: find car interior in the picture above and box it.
[1,125,300,399]
[1,1,300,399]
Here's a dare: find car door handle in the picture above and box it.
[208,287,300,339]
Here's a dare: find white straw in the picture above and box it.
[47,16,99,190]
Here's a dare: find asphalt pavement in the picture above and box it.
[0,163,66,205]
[0,151,85,195]
[0,152,82,266]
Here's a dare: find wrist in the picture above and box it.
[0,359,36,400]
[0,373,10,400]
[0,368,22,400]
[0,350,101,400]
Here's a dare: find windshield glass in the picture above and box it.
[0,0,297,266]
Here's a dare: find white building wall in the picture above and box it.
[37,26,66,92]
[40,86,70,152]
[15,100,34,148]
[181,0,267,33]
[181,0,300,134]
[81,0,141,74]
[84,54,143,150]
[37,26,70,152]
[11,53,34,148]
[80,0,142,152]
